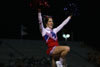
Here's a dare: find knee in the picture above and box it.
[65,46,70,52]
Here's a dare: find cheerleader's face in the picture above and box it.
[46,18,54,29]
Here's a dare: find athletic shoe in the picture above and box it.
[56,61,63,67]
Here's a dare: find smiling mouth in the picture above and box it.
[50,24,53,26]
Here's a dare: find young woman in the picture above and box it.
[38,9,72,67]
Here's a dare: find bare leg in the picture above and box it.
[52,56,56,67]
[51,46,70,66]
[60,46,70,66]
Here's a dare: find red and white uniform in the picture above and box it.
[38,12,71,55]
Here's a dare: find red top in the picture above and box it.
[43,35,59,55]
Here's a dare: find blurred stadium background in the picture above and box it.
[0,0,100,67]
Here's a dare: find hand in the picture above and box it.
[38,8,41,12]
[69,14,72,18]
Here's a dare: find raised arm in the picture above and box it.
[53,15,72,34]
[38,9,45,36]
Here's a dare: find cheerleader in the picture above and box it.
[38,9,72,67]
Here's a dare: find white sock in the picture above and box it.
[59,58,64,64]
[56,61,63,67]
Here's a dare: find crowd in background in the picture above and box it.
[0,51,100,67]
[0,56,51,67]
[88,50,100,67]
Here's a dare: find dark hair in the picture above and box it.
[43,15,52,25]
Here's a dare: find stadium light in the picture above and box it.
[62,34,70,41]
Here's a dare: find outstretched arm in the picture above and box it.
[54,15,72,34]
[38,9,45,36]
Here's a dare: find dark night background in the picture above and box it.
[0,0,100,50]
